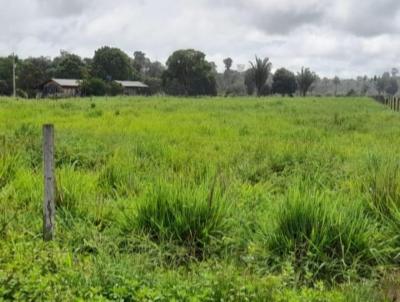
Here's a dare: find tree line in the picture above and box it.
[0,47,398,97]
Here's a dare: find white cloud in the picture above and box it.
[0,0,399,77]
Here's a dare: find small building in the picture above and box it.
[38,78,149,97]
[115,81,149,95]
[39,78,81,98]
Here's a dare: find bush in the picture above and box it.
[80,78,107,96]
[107,81,123,96]
[135,178,229,259]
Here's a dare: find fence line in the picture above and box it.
[374,95,400,112]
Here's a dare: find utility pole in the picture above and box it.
[12,53,16,98]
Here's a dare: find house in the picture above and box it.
[38,78,149,97]
[115,81,149,95]
[39,78,81,97]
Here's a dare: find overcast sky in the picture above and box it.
[0,0,399,78]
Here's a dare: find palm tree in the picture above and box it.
[249,56,272,96]
[296,67,317,97]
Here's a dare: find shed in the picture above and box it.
[115,81,149,95]
[39,78,81,97]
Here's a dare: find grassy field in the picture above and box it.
[1,96,400,301]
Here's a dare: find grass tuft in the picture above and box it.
[266,185,377,283]
[135,177,229,260]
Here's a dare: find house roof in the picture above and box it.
[115,81,148,88]
[51,79,81,87]
[40,79,148,89]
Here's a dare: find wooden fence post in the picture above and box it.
[43,124,55,241]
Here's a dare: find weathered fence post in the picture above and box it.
[43,124,55,241]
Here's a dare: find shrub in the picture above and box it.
[80,78,107,96]
[135,178,229,259]
[107,81,123,96]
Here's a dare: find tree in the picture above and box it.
[375,77,386,95]
[162,49,217,96]
[17,57,52,98]
[375,72,395,96]
[296,67,317,97]
[244,69,256,95]
[272,68,297,96]
[52,51,85,79]
[80,78,107,96]
[333,76,340,96]
[249,56,272,96]
[147,61,165,78]
[92,46,134,81]
[391,67,399,78]
[144,77,163,95]
[0,56,16,95]
[385,78,399,96]
[223,57,233,71]
[132,51,150,76]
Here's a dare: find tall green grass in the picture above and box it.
[363,154,400,263]
[134,177,230,260]
[0,96,397,300]
[265,185,377,283]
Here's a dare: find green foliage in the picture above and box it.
[223,57,233,71]
[244,68,256,95]
[249,56,272,96]
[297,67,318,97]
[273,68,297,96]
[92,46,135,81]
[385,78,399,96]
[0,56,16,95]
[80,78,107,96]
[106,81,123,96]
[51,51,86,79]
[163,49,217,96]
[17,57,52,98]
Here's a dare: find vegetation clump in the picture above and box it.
[135,178,229,259]
[266,186,377,284]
